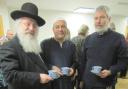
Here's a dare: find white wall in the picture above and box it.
[111,16,127,34]
[8,8,128,42]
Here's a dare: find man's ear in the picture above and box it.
[108,17,111,22]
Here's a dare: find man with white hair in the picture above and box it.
[0,2,52,89]
[80,5,128,89]
[40,19,78,89]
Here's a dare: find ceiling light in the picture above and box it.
[74,7,94,14]
[118,2,128,6]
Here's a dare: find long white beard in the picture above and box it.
[17,28,41,54]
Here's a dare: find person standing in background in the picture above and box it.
[40,19,78,89]
[119,25,128,78]
[0,30,15,45]
[72,24,89,58]
[109,22,116,31]
[71,24,89,89]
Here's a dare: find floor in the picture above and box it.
[116,78,128,89]
[116,73,128,89]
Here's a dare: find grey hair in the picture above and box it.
[95,5,111,17]
[78,24,89,34]
[53,19,67,29]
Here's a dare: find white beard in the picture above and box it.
[17,28,41,54]
[95,26,108,35]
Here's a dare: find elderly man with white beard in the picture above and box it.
[0,2,52,89]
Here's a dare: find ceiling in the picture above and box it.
[3,0,128,16]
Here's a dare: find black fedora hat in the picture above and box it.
[11,2,45,26]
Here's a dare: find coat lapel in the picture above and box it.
[27,53,48,71]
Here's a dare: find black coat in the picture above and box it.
[0,37,51,89]
[40,38,78,89]
[80,30,128,88]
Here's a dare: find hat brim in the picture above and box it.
[11,10,45,26]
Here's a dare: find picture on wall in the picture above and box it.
[0,16,4,37]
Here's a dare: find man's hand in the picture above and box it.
[40,74,52,84]
[69,68,74,76]
[52,66,63,75]
[99,69,111,78]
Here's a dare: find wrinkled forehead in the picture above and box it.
[94,10,108,18]
[20,17,38,25]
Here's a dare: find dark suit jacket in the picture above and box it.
[0,36,51,89]
[80,30,128,88]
